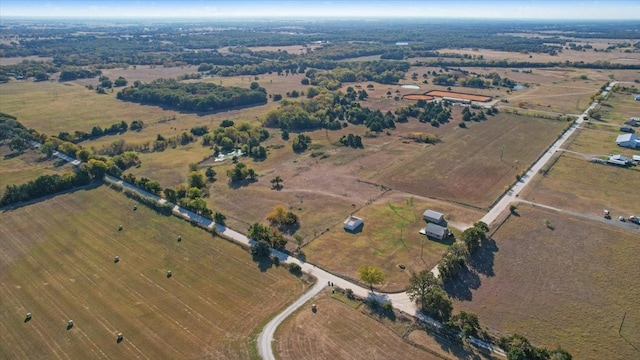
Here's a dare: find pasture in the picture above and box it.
[434,47,640,65]
[274,290,443,360]
[375,113,570,209]
[452,205,640,360]
[304,191,484,291]
[522,152,640,217]
[0,186,309,359]
[0,145,75,196]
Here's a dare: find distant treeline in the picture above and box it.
[116,79,267,112]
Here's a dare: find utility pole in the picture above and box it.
[618,312,626,335]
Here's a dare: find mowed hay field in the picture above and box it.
[522,153,640,217]
[453,205,640,359]
[0,186,309,359]
[376,113,570,209]
[274,290,443,360]
[305,191,484,291]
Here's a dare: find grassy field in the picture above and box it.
[452,205,640,360]
[0,145,76,196]
[274,290,443,360]
[522,152,640,217]
[434,47,640,65]
[0,185,310,359]
[564,127,630,157]
[305,191,483,291]
[599,88,640,124]
[376,113,570,209]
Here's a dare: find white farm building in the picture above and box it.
[423,210,445,225]
[616,133,640,149]
[343,215,363,232]
[422,223,450,240]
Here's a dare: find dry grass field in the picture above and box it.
[375,113,570,209]
[599,89,640,123]
[523,149,640,218]
[0,146,75,196]
[563,127,629,157]
[435,47,640,65]
[0,186,309,360]
[304,191,484,291]
[274,290,441,360]
[452,205,640,360]
[425,90,492,102]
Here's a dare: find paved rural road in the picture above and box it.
[478,81,616,227]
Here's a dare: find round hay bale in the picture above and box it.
[166,270,172,278]
[177,235,182,242]
[114,256,120,263]
[118,225,123,231]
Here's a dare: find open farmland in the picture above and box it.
[598,88,640,124]
[0,146,75,196]
[0,186,309,359]
[305,191,484,291]
[435,47,640,65]
[452,205,640,360]
[522,153,640,217]
[425,90,492,102]
[376,113,570,209]
[274,290,444,360]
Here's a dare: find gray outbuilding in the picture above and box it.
[423,210,445,225]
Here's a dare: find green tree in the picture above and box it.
[205,166,216,181]
[358,265,385,290]
[423,286,452,321]
[270,176,283,189]
[406,270,440,310]
[214,211,226,225]
[40,141,55,159]
[251,239,271,258]
[9,137,27,153]
[187,171,206,189]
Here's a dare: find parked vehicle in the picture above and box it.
[618,216,625,222]
[604,210,611,219]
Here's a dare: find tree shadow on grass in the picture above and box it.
[443,266,481,302]
[467,237,498,277]
[227,178,257,189]
[365,293,396,321]
[251,255,273,272]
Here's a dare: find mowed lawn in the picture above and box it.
[274,290,443,360]
[0,186,309,359]
[453,205,640,360]
[377,113,570,209]
[522,153,640,217]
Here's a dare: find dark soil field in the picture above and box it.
[452,205,640,360]
[0,186,309,359]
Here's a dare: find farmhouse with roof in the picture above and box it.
[616,133,640,149]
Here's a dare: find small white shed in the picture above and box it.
[423,210,445,224]
[343,215,363,232]
[423,223,449,240]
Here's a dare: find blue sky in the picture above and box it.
[1,1,639,19]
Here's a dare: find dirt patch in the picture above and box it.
[403,94,434,101]
[425,90,492,102]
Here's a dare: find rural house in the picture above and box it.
[423,210,445,225]
[343,215,363,232]
[616,133,640,149]
[423,223,449,240]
